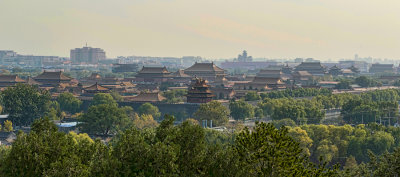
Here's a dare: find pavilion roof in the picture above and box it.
[34,71,72,80]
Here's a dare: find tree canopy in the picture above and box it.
[2,84,50,126]
[137,103,161,119]
[91,93,117,106]
[229,99,254,121]
[57,92,82,114]
[193,100,229,126]
[79,104,131,135]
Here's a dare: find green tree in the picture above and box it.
[0,118,94,176]
[159,82,178,91]
[335,79,352,89]
[45,101,64,120]
[254,107,264,119]
[137,103,161,119]
[3,120,12,132]
[2,84,51,126]
[194,100,229,126]
[288,127,313,157]
[110,91,124,102]
[245,91,261,101]
[272,118,296,128]
[272,104,306,124]
[234,122,337,176]
[57,92,82,114]
[229,99,254,121]
[366,147,400,176]
[393,79,400,86]
[79,104,131,135]
[132,113,159,129]
[355,76,381,88]
[163,89,187,103]
[112,115,209,176]
[91,93,117,106]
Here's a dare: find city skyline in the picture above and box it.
[1,0,400,60]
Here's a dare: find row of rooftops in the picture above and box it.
[136,62,360,78]
[0,71,72,84]
[137,62,225,75]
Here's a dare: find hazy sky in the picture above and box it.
[0,0,399,60]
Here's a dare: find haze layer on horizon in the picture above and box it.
[0,0,399,60]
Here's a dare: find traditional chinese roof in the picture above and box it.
[251,77,284,85]
[56,83,74,89]
[214,75,228,83]
[0,75,26,83]
[329,65,341,70]
[292,71,312,77]
[129,92,166,102]
[89,73,102,80]
[371,63,393,68]
[120,82,135,87]
[170,69,190,77]
[138,66,170,74]
[342,69,354,74]
[34,71,72,81]
[296,62,324,68]
[282,64,293,74]
[295,62,326,75]
[84,82,110,91]
[26,77,40,85]
[184,62,225,72]
[348,65,360,73]
[319,81,339,85]
[256,69,283,78]
[369,64,393,73]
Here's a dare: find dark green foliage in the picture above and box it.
[137,103,161,119]
[335,79,352,89]
[0,115,342,176]
[113,115,234,176]
[341,90,399,124]
[2,84,51,126]
[272,118,297,128]
[393,79,400,86]
[194,100,229,126]
[91,93,117,106]
[57,92,83,114]
[244,91,260,101]
[110,91,124,102]
[235,122,338,176]
[0,118,95,177]
[45,101,63,120]
[160,82,179,91]
[229,99,254,121]
[163,89,187,103]
[354,76,381,88]
[260,88,331,99]
[259,98,325,124]
[79,104,131,135]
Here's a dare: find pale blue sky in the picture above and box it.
[0,0,399,60]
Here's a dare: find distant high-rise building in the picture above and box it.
[237,50,253,62]
[70,46,106,64]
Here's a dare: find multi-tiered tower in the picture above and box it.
[186,77,214,103]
